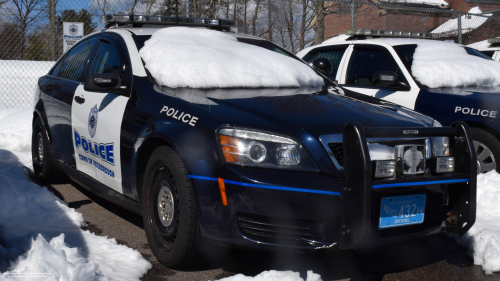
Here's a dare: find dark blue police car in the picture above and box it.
[33,16,477,268]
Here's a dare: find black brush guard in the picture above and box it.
[340,121,476,249]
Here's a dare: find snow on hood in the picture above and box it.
[411,40,500,88]
[432,7,491,36]
[139,27,324,89]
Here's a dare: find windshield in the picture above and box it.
[133,29,324,89]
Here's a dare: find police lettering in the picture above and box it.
[455,106,497,118]
[74,129,114,165]
[160,106,198,126]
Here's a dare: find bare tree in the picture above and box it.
[10,0,46,59]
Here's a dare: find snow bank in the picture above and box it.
[139,27,323,89]
[0,61,54,109]
[455,171,500,274]
[411,40,500,88]
[432,7,490,36]
[0,108,152,280]
[219,270,322,281]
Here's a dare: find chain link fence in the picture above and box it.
[323,0,500,44]
[1,0,500,109]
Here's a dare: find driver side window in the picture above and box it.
[346,47,407,88]
[89,40,125,77]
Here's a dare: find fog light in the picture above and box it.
[427,157,454,173]
[374,160,396,178]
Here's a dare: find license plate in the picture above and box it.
[379,194,426,229]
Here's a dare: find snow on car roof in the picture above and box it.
[468,38,498,51]
[411,40,500,88]
[139,27,324,88]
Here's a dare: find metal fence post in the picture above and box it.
[351,0,355,29]
[458,12,462,44]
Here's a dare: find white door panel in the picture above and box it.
[71,85,128,193]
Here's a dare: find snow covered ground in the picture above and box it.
[1,107,500,279]
[0,61,54,109]
[0,108,152,280]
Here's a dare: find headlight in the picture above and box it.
[432,120,449,156]
[217,127,318,171]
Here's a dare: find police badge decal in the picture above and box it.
[88,105,99,138]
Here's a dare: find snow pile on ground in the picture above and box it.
[468,38,496,50]
[296,34,350,58]
[411,40,500,88]
[456,170,500,274]
[0,108,152,280]
[0,61,54,109]
[140,27,323,89]
[219,270,322,281]
[432,7,490,36]
[378,0,448,8]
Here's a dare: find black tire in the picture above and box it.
[32,117,60,182]
[470,127,500,173]
[141,146,205,268]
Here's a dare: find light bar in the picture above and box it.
[345,29,438,39]
[100,14,235,28]
[487,38,500,44]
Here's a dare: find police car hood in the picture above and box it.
[178,86,433,137]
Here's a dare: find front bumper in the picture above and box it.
[185,122,476,251]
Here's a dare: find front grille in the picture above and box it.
[328,143,344,167]
[238,213,314,241]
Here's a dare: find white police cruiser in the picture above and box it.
[298,29,500,174]
[32,18,477,268]
[468,37,500,61]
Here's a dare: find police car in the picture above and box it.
[32,16,476,268]
[298,29,500,174]
[468,37,500,61]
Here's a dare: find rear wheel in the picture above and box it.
[142,146,205,268]
[470,127,500,174]
[32,117,60,181]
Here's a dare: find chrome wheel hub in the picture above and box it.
[37,133,44,163]
[157,182,174,227]
[474,140,496,174]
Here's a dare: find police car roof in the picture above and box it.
[467,38,499,51]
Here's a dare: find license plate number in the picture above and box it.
[379,194,426,229]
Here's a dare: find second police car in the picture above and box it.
[33,16,476,268]
[298,29,500,174]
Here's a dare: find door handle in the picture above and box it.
[74,96,85,104]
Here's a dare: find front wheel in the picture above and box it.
[141,146,205,268]
[470,127,500,174]
[32,117,60,181]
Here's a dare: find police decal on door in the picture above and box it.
[71,85,128,193]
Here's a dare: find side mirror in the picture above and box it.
[372,71,410,90]
[312,58,333,76]
[372,71,398,88]
[84,73,123,94]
